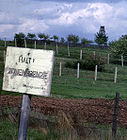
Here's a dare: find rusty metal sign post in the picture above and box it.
[2,46,54,140]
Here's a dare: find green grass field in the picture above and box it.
[1,44,127,139]
[0,44,127,99]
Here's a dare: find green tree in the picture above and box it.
[27,33,36,40]
[73,35,79,45]
[38,33,49,41]
[38,33,45,40]
[14,32,25,47]
[95,32,108,46]
[53,35,59,42]
[67,34,79,46]
[81,38,93,46]
[110,35,127,59]
[60,37,65,44]
[95,26,108,46]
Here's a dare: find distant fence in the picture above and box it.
[0,45,127,84]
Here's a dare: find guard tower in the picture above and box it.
[99,26,105,35]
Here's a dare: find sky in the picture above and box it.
[0,0,127,41]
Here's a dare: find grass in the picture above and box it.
[0,44,127,99]
[0,110,127,140]
[0,119,45,140]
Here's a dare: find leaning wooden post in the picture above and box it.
[18,95,31,140]
[4,37,6,47]
[114,67,118,83]
[15,38,17,47]
[107,54,110,64]
[121,56,123,67]
[34,40,36,49]
[67,43,70,57]
[94,65,97,81]
[59,62,62,76]
[77,63,80,78]
[24,39,27,48]
[80,49,83,60]
[112,92,120,137]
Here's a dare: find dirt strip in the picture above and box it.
[1,95,127,128]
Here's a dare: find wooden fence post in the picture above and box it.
[121,56,123,67]
[114,67,118,83]
[59,62,62,76]
[3,51,6,64]
[44,42,47,49]
[56,42,58,55]
[80,49,83,60]
[15,38,17,47]
[93,51,95,60]
[77,63,80,78]
[24,39,27,48]
[67,43,70,57]
[18,94,31,140]
[34,40,36,49]
[107,54,110,64]
[112,92,120,137]
[4,38,6,47]
[94,65,97,81]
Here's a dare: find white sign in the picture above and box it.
[2,46,54,96]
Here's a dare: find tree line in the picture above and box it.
[14,32,94,47]
[0,26,109,47]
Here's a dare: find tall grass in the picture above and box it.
[0,108,127,140]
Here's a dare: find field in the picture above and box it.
[1,43,127,99]
[0,42,127,139]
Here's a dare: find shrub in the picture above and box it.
[110,35,127,64]
[65,54,106,72]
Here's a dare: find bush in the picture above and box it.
[65,54,106,72]
[110,35,127,60]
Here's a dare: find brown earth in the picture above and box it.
[0,95,127,128]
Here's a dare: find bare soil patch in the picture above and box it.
[1,95,127,128]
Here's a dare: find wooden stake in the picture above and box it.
[34,40,36,49]
[15,38,17,47]
[121,56,123,67]
[95,65,97,81]
[18,95,31,140]
[56,42,58,55]
[93,51,95,60]
[44,42,47,49]
[114,67,118,83]
[24,39,27,48]
[107,54,110,64]
[59,62,62,76]
[67,43,70,57]
[112,92,120,137]
[3,50,6,64]
[4,37,6,47]
[77,63,80,78]
[80,49,83,60]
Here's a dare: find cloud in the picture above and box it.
[0,0,127,41]
[47,3,113,34]
[0,24,14,33]
[17,18,49,34]
[31,0,121,3]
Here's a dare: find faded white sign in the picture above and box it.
[2,46,54,96]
